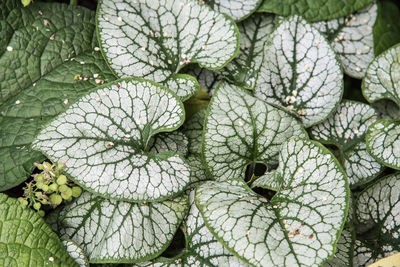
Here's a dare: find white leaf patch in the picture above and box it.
[206,0,262,21]
[33,79,190,202]
[255,16,343,127]
[355,173,400,265]
[310,100,382,187]
[196,138,349,267]
[203,82,307,181]
[62,239,89,267]
[362,43,400,106]
[366,119,400,170]
[313,3,377,78]
[97,0,238,98]
[57,191,189,263]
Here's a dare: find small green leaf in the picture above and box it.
[373,0,400,56]
[205,0,263,21]
[97,0,239,99]
[54,191,189,263]
[310,100,383,187]
[196,138,349,267]
[366,119,400,170]
[312,3,377,78]
[218,13,274,89]
[362,43,400,106]
[203,82,307,181]
[257,0,374,22]
[255,16,343,127]
[62,239,89,267]
[355,173,400,265]
[0,193,78,267]
[33,79,190,202]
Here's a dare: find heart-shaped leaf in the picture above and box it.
[0,194,77,267]
[362,43,400,106]
[310,100,383,187]
[54,191,189,263]
[218,13,274,89]
[62,239,89,267]
[205,0,262,21]
[354,173,400,265]
[136,191,248,266]
[257,0,374,22]
[366,119,400,170]
[97,0,239,99]
[0,1,116,192]
[148,132,189,156]
[32,78,190,202]
[254,16,343,127]
[203,82,307,181]
[312,3,377,78]
[196,138,349,267]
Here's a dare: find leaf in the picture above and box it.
[32,78,190,202]
[362,43,400,106]
[257,0,374,22]
[148,132,189,156]
[323,228,354,267]
[196,138,349,267]
[182,108,206,155]
[0,193,77,267]
[136,191,248,266]
[0,2,116,191]
[203,82,307,181]
[54,191,189,263]
[372,99,400,120]
[355,173,400,265]
[373,0,400,56]
[185,155,211,191]
[97,0,239,99]
[310,100,383,187]
[250,171,282,191]
[185,66,222,96]
[205,0,263,21]
[218,13,274,89]
[254,16,343,127]
[366,119,400,170]
[312,3,377,79]
[62,239,89,267]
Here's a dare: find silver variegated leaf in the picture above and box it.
[56,191,189,263]
[203,82,307,181]
[372,99,400,120]
[62,239,89,267]
[196,138,349,267]
[250,171,282,191]
[97,0,239,99]
[255,16,343,127]
[219,13,274,89]
[355,173,400,265]
[362,43,400,106]
[310,100,382,187]
[185,66,222,96]
[33,79,190,202]
[366,119,400,170]
[185,155,211,191]
[323,228,354,267]
[205,0,262,21]
[149,131,189,156]
[182,108,206,155]
[312,3,377,78]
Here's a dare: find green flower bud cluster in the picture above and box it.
[18,161,83,216]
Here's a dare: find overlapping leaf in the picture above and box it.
[354,173,400,265]
[312,3,377,78]
[255,16,343,127]
[310,100,383,187]
[257,0,374,22]
[54,191,189,263]
[97,0,239,99]
[205,0,262,21]
[62,239,89,267]
[372,99,400,120]
[218,13,274,89]
[0,194,77,267]
[185,66,222,96]
[196,138,349,267]
[0,1,116,192]
[203,82,307,181]
[33,79,190,202]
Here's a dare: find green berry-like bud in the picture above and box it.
[41,199,48,204]
[36,182,44,189]
[18,197,28,206]
[61,187,73,200]
[50,194,62,205]
[42,184,49,192]
[33,202,41,210]
[38,210,45,217]
[71,186,82,198]
[57,175,68,185]
[35,174,45,182]
[49,183,58,192]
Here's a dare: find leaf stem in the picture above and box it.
[70,0,78,5]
